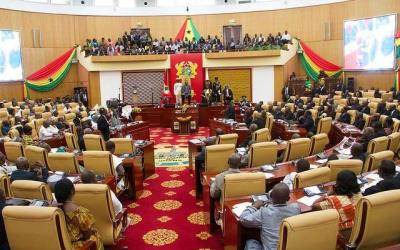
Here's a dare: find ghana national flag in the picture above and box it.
[175,16,201,41]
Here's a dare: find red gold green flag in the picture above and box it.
[175,16,201,41]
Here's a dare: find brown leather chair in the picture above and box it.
[0,173,11,197]
[33,118,45,135]
[309,133,329,155]
[347,110,357,124]
[73,184,127,246]
[368,102,378,114]
[278,209,339,250]
[327,159,363,181]
[347,190,400,250]
[83,151,115,176]
[392,118,400,133]
[11,180,53,202]
[25,145,49,167]
[205,144,235,174]
[252,128,271,143]
[248,141,278,168]
[48,152,80,174]
[0,110,8,122]
[33,105,45,114]
[387,132,400,155]
[282,138,311,162]
[265,114,274,130]
[65,132,80,150]
[56,103,65,111]
[367,136,389,154]
[293,167,331,189]
[364,150,394,172]
[26,121,39,140]
[316,117,332,135]
[4,141,25,162]
[363,114,372,129]
[217,133,239,145]
[109,138,135,155]
[3,206,81,250]
[64,112,76,124]
[83,134,106,151]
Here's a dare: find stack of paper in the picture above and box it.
[315,159,328,164]
[232,202,252,217]
[297,195,321,206]
[310,164,320,169]
[304,186,325,196]
[264,173,275,179]
[189,139,203,144]
[66,176,79,183]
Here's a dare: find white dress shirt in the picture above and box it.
[39,125,59,138]
[110,190,123,215]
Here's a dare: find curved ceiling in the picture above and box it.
[0,0,348,16]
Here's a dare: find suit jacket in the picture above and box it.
[338,113,351,124]
[210,168,240,199]
[387,109,400,120]
[363,178,400,196]
[10,169,39,182]
[225,106,235,119]
[298,117,315,132]
[353,119,365,130]
[97,115,110,141]
[283,111,295,121]
[360,106,370,115]
[223,88,233,101]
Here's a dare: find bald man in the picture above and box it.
[240,183,300,250]
[210,153,241,200]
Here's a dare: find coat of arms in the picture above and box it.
[175,61,197,83]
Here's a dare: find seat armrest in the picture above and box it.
[113,208,128,228]
[79,240,97,250]
[345,244,357,250]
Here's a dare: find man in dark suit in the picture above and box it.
[212,77,222,103]
[337,108,351,124]
[359,101,370,115]
[97,107,110,141]
[281,83,293,102]
[294,95,304,107]
[224,102,236,120]
[10,157,42,182]
[223,85,234,105]
[363,160,400,196]
[386,106,400,120]
[282,106,295,121]
[350,143,367,162]
[298,110,315,133]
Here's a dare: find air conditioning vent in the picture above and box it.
[238,0,251,4]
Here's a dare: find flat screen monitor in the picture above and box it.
[0,30,23,81]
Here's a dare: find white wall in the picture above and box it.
[99,71,122,107]
[252,66,274,103]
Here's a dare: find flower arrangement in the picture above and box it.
[181,104,190,113]
[132,106,142,113]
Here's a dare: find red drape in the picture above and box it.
[300,41,342,71]
[169,53,204,103]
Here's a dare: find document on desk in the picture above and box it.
[66,176,79,183]
[310,164,320,169]
[189,139,203,144]
[315,159,328,164]
[264,173,275,179]
[232,202,252,217]
[297,195,321,207]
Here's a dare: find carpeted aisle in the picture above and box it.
[118,127,223,250]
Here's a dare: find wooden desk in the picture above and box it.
[209,119,249,146]
[140,141,155,178]
[271,120,307,140]
[329,121,362,147]
[171,108,199,134]
[120,121,150,141]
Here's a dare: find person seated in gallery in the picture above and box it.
[350,143,367,162]
[224,102,236,120]
[353,112,365,130]
[298,110,315,133]
[337,107,351,124]
[281,30,292,44]
[282,159,310,190]
[374,88,382,98]
[39,119,59,139]
[223,85,234,105]
[282,106,295,121]
[210,153,241,200]
[54,178,103,249]
[10,157,47,183]
[312,170,362,239]
[240,183,300,250]
[81,169,123,215]
[181,81,192,104]
[359,101,370,114]
[363,160,400,196]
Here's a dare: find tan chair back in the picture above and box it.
[25,145,49,167]
[364,150,394,172]
[252,128,271,143]
[109,138,135,154]
[33,105,45,114]
[392,118,400,133]
[387,132,400,154]
[217,133,239,145]
[205,144,235,174]
[73,184,119,245]
[0,174,11,197]
[367,136,389,154]
[248,142,278,168]
[56,104,65,111]
[3,206,74,250]
[64,112,76,124]
[4,141,25,162]
[316,117,332,134]
[65,132,80,150]
[266,114,274,130]
[309,133,329,155]
[327,159,363,181]
[83,134,106,151]
[11,180,53,202]
[33,118,45,134]
[83,151,115,176]
[41,112,52,120]
[278,209,339,250]
[48,152,80,174]
[348,190,400,250]
[0,111,8,122]
[347,110,357,124]
[363,114,372,129]
[283,138,311,162]
[293,167,331,189]
[81,110,88,118]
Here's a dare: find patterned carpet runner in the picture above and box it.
[118,127,223,249]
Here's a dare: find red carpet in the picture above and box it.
[118,127,223,249]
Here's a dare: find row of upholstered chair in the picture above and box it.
[367,132,400,155]
[205,133,330,173]
[220,171,400,249]
[1,182,126,248]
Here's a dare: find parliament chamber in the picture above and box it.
[0,0,400,249]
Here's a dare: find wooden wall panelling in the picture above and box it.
[88,71,100,107]
[274,66,284,102]
[0,82,23,101]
